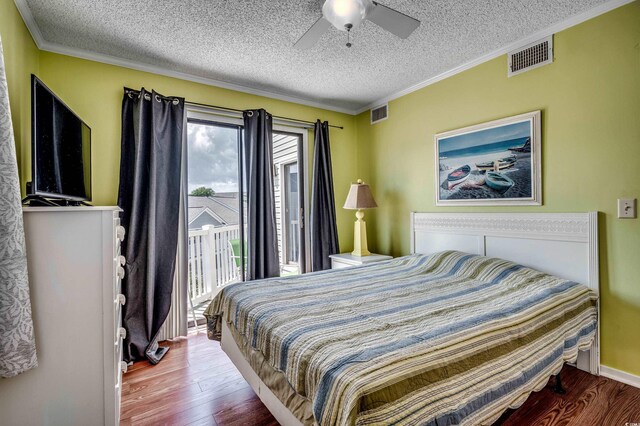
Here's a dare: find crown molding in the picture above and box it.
[13,0,45,46]
[14,0,634,117]
[41,42,359,115]
[354,0,636,115]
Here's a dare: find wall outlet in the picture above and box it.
[617,198,636,219]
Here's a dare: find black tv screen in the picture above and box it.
[31,75,91,201]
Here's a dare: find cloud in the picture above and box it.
[187,122,239,193]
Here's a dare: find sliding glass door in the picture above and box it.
[185,116,309,314]
[273,131,307,275]
[186,120,244,306]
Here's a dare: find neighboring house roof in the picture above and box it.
[188,208,224,230]
[188,206,221,224]
[188,206,205,224]
[188,194,242,228]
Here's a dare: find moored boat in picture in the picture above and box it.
[485,171,515,192]
[447,165,471,189]
[475,156,517,172]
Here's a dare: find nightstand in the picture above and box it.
[329,253,393,270]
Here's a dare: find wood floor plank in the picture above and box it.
[121,333,640,425]
[566,376,635,426]
[212,396,280,426]
[185,414,218,426]
[130,387,260,426]
[548,374,612,426]
[496,366,594,426]
[197,368,245,393]
[122,375,253,421]
[123,364,236,398]
[602,380,640,425]
[124,356,190,381]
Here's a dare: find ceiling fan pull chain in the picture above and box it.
[345,23,353,48]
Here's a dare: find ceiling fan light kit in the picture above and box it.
[294,0,420,49]
[322,0,371,31]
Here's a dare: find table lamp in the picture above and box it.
[343,179,378,256]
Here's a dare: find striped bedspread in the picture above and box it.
[205,251,597,426]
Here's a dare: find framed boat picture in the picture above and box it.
[435,110,541,206]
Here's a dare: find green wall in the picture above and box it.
[0,0,40,178]
[356,2,640,375]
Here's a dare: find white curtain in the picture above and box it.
[0,35,38,377]
[157,114,189,341]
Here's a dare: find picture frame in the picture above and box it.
[435,110,541,206]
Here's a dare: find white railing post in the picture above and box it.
[188,232,196,300]
[203,225,218,298]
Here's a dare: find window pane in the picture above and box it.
[186,121,243,312]
[187,123,239,197]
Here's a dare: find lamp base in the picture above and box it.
[351,248,371,257]
[351,210,370,257]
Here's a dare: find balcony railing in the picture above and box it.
[188,225,241,305]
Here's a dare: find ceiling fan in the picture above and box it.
[294,0,421,49]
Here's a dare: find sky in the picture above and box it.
[187,122,239,193]
[439,120,530,153]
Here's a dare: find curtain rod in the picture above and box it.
[185,100,344,130]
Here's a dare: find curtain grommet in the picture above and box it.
[143,93,151,101]
[246,111,254,117]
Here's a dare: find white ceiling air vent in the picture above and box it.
[508,36,553,77]
[370,104,388,124]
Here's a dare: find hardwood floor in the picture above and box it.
[120,332,277,426]
[121,332,640,425]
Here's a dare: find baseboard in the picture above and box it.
[600,365,640,389]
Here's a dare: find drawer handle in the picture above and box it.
[116,226,126,241]
[118,327,127,339]
[118,255,126,266]
[120,361,128,374]
[116,294,126,306]
[117,266,125,279]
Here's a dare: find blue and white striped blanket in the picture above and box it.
[205,251,597,425]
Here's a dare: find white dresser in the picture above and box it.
[0,207,126,426]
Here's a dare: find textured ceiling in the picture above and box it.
[22,0,610,112]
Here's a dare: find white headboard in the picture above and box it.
[410,212,600,374]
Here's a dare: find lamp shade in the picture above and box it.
[343,179,378,210]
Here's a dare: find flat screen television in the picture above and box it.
[28,75,91,204]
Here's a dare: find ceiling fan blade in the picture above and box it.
[294,16,332,49]
[366,1,420,39]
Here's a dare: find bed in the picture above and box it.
[204,212,600,426]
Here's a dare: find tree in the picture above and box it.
[190,187,215,197]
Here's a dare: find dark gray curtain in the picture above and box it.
[310,120,339,271]
[118,88,185,364]
[242,109,280,280]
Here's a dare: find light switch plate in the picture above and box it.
[617,198,636,219]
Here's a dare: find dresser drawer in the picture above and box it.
[114,293,125,337]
